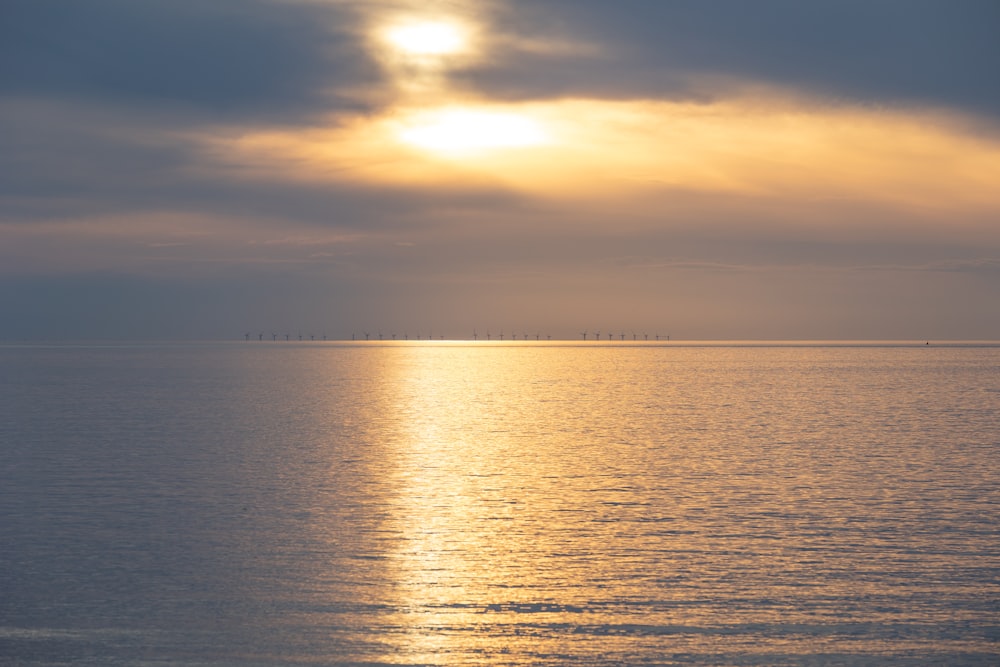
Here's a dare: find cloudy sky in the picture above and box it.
[2,0,998,340]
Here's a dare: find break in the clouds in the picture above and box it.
[1,0,998,340]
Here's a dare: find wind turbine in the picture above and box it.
[473,330,478,340]
[244,333,250,341]
[581,331,588,340]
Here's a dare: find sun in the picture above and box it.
[385,21,467,56]
[372,16,547,157]
[397,108,549,154]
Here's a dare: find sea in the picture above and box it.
[1,341,998,666]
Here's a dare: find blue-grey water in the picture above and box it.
[1,341,998,666]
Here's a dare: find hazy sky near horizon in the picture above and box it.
[2,0,999,340]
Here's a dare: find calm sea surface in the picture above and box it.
[1,341,998,666]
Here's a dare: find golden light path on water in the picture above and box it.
[370,343,755,661]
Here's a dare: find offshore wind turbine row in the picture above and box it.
[243,331,670,342]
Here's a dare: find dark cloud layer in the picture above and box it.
[5,0,996,122]
[0,0,377,122]
[468,0,1000,118]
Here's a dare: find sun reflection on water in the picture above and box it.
[361,344,704,661]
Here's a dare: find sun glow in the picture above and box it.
[385,21,467,56]
[398,108,550,154]
[206,97,1000,215]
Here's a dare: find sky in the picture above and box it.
[2,0,999,340]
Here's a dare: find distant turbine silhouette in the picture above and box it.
[595,331,601,341]
[487,330,491,340]
[272,333,277,341]
[244,333,250,341]
[258,333,263,341]
[364,331,370,340]
[473,330,478,340]
[581,331,587,340]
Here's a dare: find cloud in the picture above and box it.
[456,1,1000,120]
[0,0,379,123]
